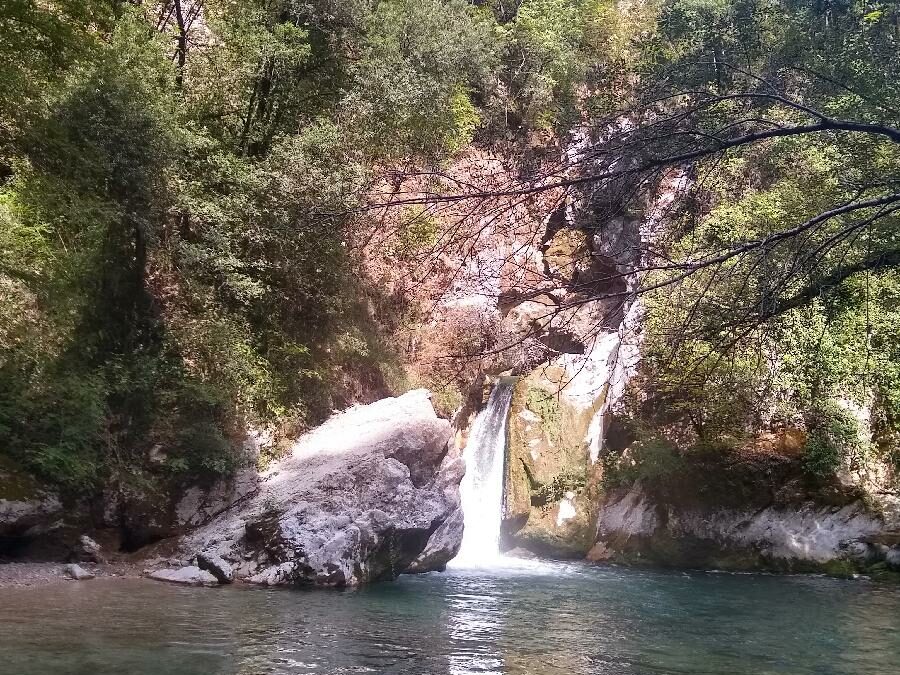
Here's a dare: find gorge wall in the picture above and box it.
[402,138,900,580]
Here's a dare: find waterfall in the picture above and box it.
[450,378,515,568]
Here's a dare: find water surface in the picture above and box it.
[1,563,898,675]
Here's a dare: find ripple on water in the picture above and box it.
[0,565,899,675]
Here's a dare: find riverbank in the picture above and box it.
[0,562,143,588]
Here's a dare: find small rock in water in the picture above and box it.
[63,564,95,580]
[148,566,218,586]
[196,551,233,584]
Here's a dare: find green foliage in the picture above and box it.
[0,369,105,488]
[345,0,497,160]
[503,0,588,128]
[485,0,654,130]
[0,0,116,146]
[0,0,505,492]
[388,208,440,260]
[603,437,686,488]
[802,402,867,478]
[627,0,900,472]
[533,467,587,504]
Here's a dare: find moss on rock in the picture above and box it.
[502,374,602,558]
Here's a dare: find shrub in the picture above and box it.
[802,402,867,478]
[533,467,586,505]
[603,436,685,488]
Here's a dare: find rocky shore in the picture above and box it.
[0,562,142,588]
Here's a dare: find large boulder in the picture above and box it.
[178,390,458,587]
[70,535,105,563]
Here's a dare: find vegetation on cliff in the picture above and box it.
[0,0,498,490]
[1,0,898,507]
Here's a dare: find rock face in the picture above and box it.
[107,467,261,552]
[593,481,894,574]
[501,375,601,558]
[407,451,466,572]
[178,390,459,587]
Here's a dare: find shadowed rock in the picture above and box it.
[196,551,233,584]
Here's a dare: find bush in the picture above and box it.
[603,436,685,488]
[0,368,106,489]
[802,402,867,478]
[533,467,586,505]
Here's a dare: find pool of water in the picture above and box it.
[1,562,898,674]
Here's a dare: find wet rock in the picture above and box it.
[840,541,878,565]
[148,566,218,586]
[585,541,613,562]
[180,390,458,587]
[196,551,233,584]
[63,563,95,581]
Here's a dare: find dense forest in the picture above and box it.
[1,0,898,501]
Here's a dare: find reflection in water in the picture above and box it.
[1,563,900,674]
[447,575,505,675]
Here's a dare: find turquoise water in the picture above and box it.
[1,562,899,674]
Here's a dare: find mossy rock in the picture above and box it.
[544,228,590,284]
[820,559,859,579]
[507,498,597,559]
[503,375,604,558]
[866,562,900,583]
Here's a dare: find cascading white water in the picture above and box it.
[449,378,516,568]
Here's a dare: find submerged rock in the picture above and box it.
[148,566,218,586]
[179,390,459,587]
[886,546,900,571]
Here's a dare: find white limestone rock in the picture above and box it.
[63,564,95,580]
[148,566,219,586]
[179,390,459,587]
